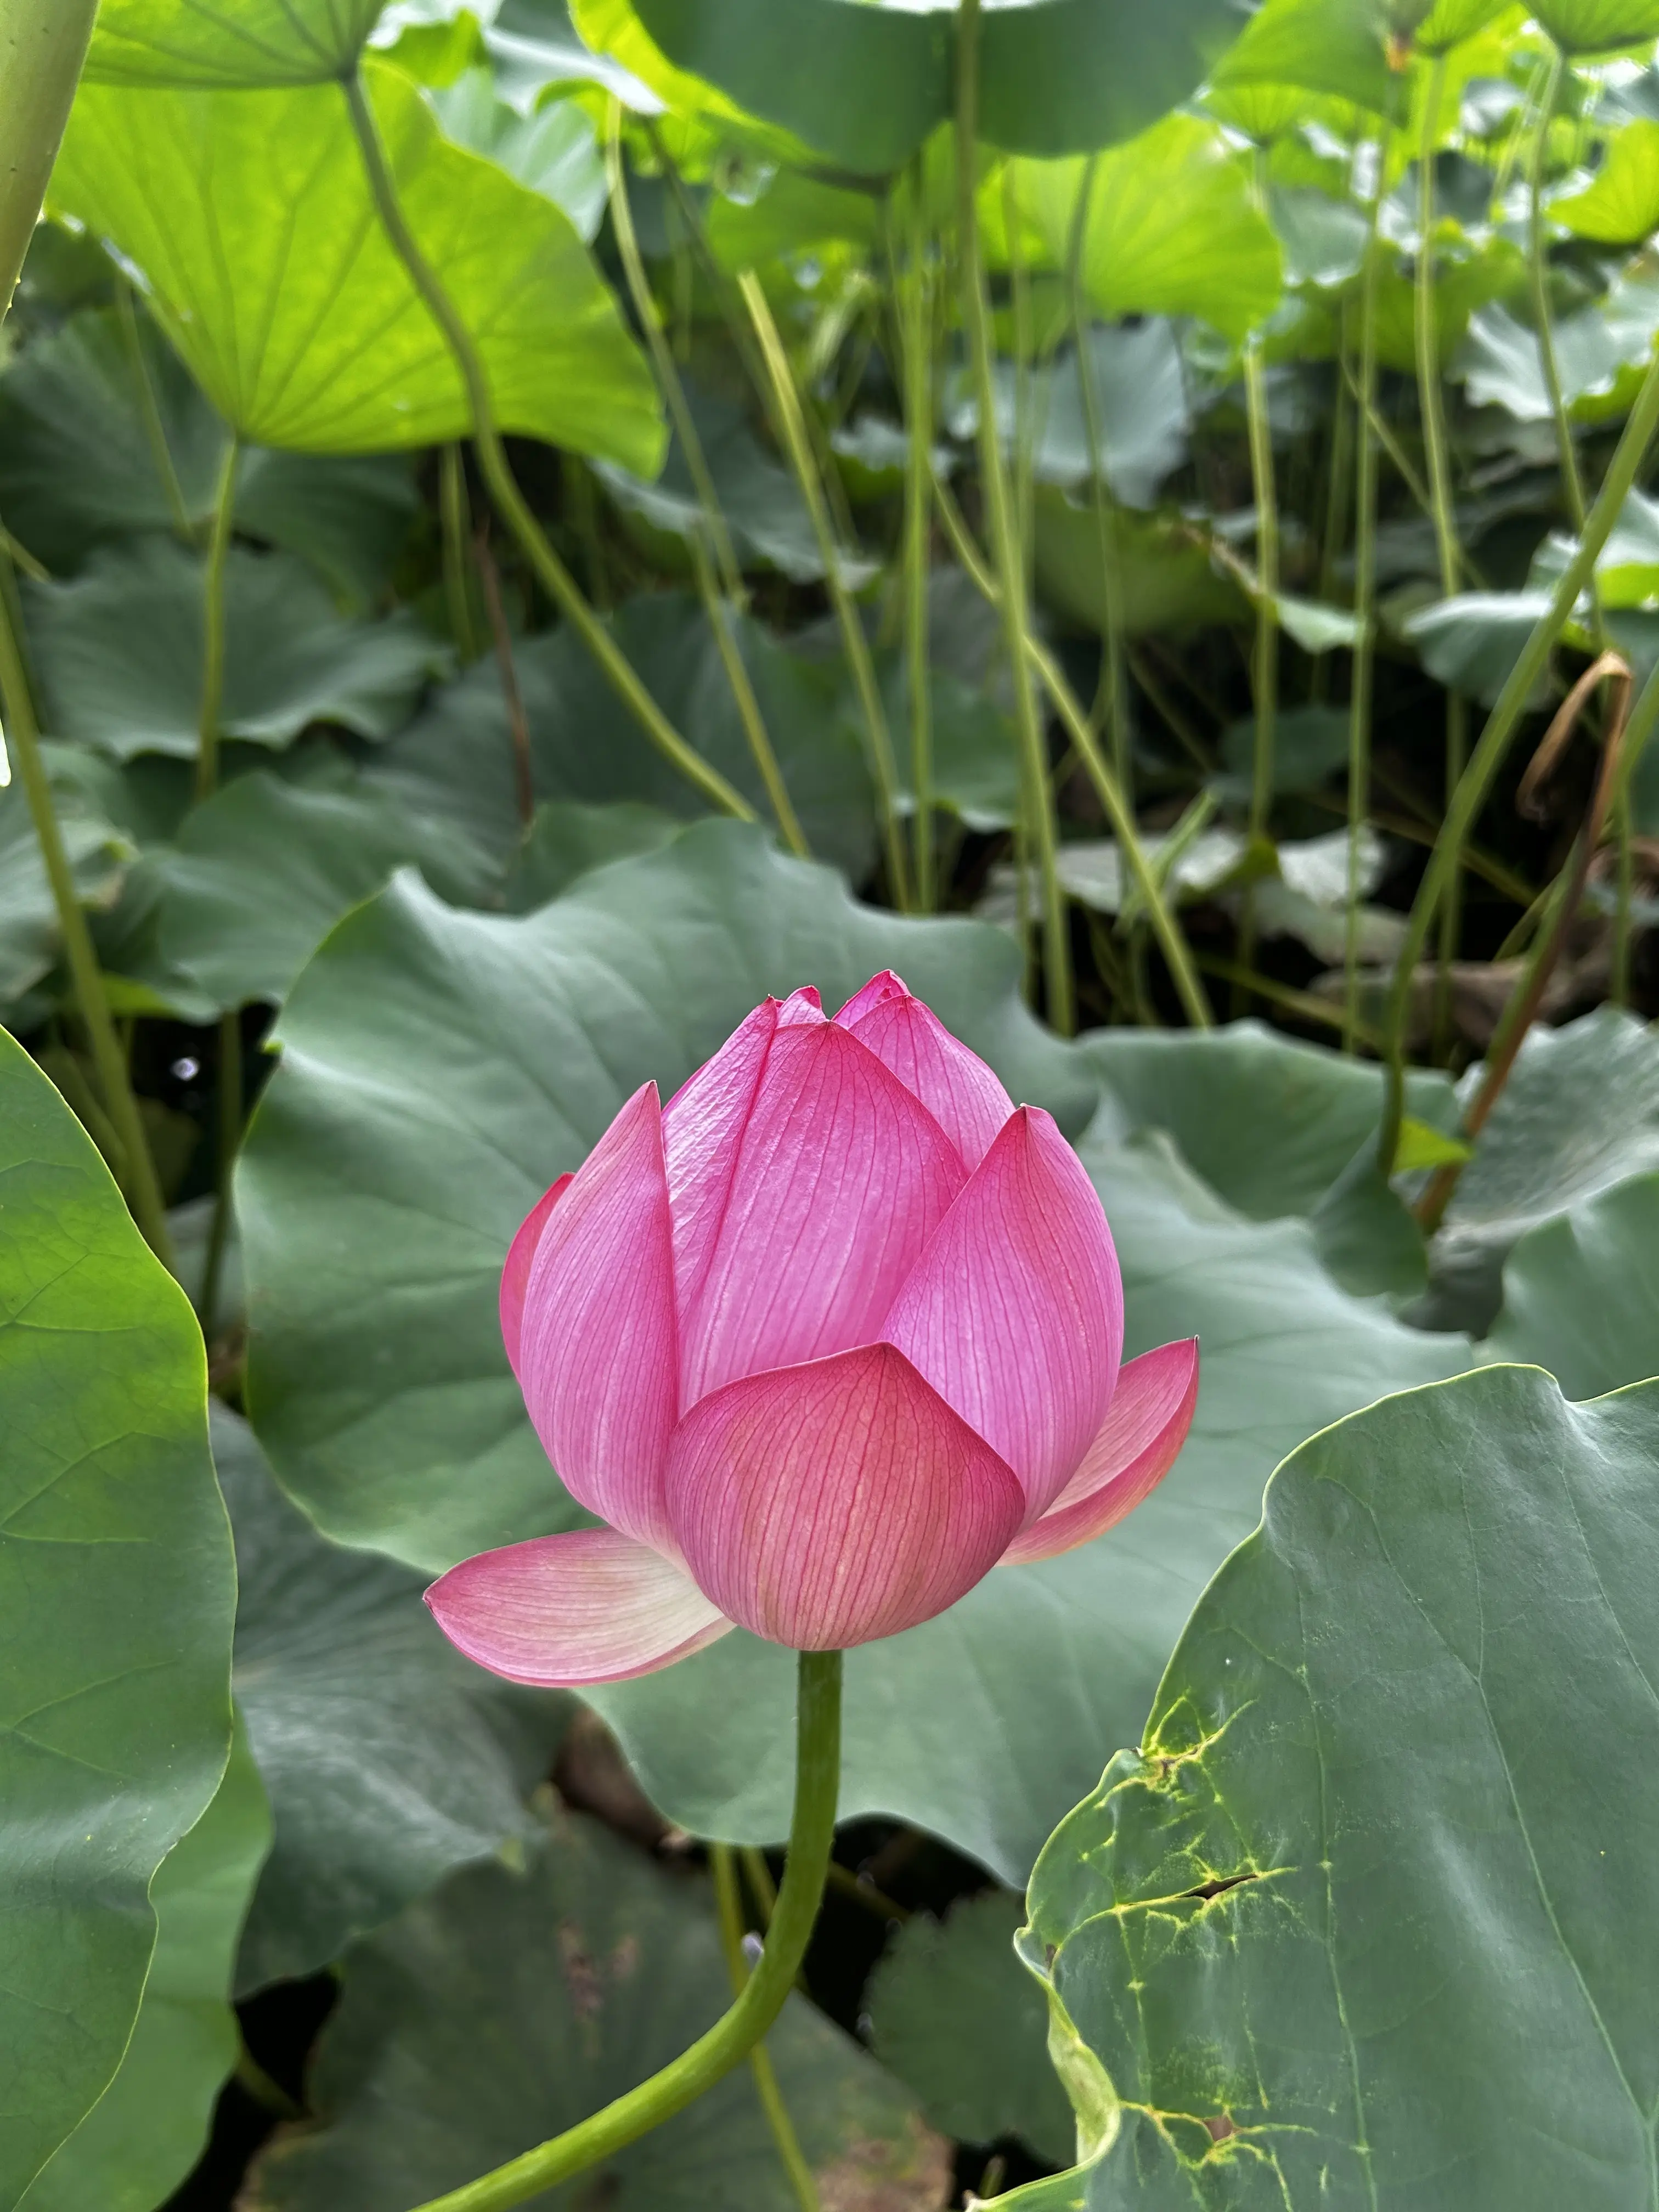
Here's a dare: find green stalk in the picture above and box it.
[439,444,482,661]
[896,171,936,907]
[0,597,173,1265]
[606,105,808,857]
[0,0,98,314]
[199,1011,240,1342]
[1527,46,1587,533]
[195,433,238,804]
[930,462,1211,1027]
[1066,157,1131,795]
[0,0,172,1269]
[956,1,1073,1034]
[1377,339,1659,1172]
[1311,304,1355,707]
[738,270,911,907]
[408,1651,843,2212]
[340,70,755,828]
[1243,151,1279,857]
[711,1845,821,2212]
[117,275,196,542]
[1413,57,1470,1060]
[1344,154,1385,1055]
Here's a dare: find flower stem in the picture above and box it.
[738,270,911,907]
[1376,339,1659,1173]
[195,432,238,804]
[896,168,936,908]
[439,445,482,662]
[339,67,755,828]
[405,1650,843,2212]
[711,1844,821,2212]
[1065,156,1131,799]
[957,0,1073,1035]
[1344,145,1385,1056]
[606,103,808,859]
[1528,46,1587,533]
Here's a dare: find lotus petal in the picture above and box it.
[426,1528,732,1686]
[999,1338,1199,1565]
[500,1173,571,1380]
[665,1342,1024,1649]
[883,1107,1124,1519]
[834,970,1014,1170]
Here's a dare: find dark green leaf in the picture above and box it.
[27,539,439,765]
[0,1030,235,2207]
[1421,1007,1659,1334]
[18,1724,270,2212]
[502,800,682,912]
[0,746,131,1011]
[50,62,664,469]
[245,1805,949,2211]
[1402,589,1555,708]
[868,1891,1075,2167]
[368,592,876,881]
[1485,1171,1659,1397]
[1034,493,1247,640]
[1025,1367,1659,2211]
[218,1407,569,1993]
[628,0,1244,170]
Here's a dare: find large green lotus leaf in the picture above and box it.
[503,800,682,912]
[0,305,421,602]
[26,538,438,766]
[1555,115,1659,241]
[1531,0,1659,50]
[1483,1172,1659,1398]
[867,1891,1075,2168]
[0,1030,235,2207]
[1014,118,1283,342]
[217,1406,569,1994]
[240,819,1091,1569]
[1401,589,1556,708]
[1034,491,1247,639]
[1024,1367,1659,2211]
[0,746,132,1012]
[1422,1008,1659,1335]
[974,323,1190,510]
[245,1804,949,2212]
[128,770,487,1019]
[49,61,663,467]
[627,0,1243,170]
[86,0,385,84]
[1084,1022,1455,1223]
[18,1724,269,2212]
[1415,0,1513,45]
[1206,0,1397,116]
[366,590,876,881]
[590,1131,1466,1877]
[1455,286,1659,422]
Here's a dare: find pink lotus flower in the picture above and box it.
[427,973,1198,1684]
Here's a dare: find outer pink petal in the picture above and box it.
[834,970,1014,1170]
[664,1344,1025,1650]
[882,1108,1124,1521]
[501,1174,571,1381]
[998,1339,1199,1566]
[516,1085,679,1552]
[426,1528,733,1686]
[661,989,823,1316]
[667,1020,965,1406]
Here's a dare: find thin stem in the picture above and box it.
[896,171,936,907]
[0,0,99,315]
[408,1650,842,2212]
[738,270,911,906]
[1312,306,1355,706]
[472,524,535,829]
[1377,341,1659,1171]
[1413,65,1470,1063]
[0,593,173,1263]
[607,111,808,858]
[1344,154,1384,1054]
[930,462,1211,1027]
[195,432,239,804]
[711,1846,821,2212]
[956,8,1072,1034]
[340,69,754,828]
[117,274,196,542]
[439,444,482,661]
[199,1009,240,1342]
[1244,156,1279,856]
[1066,156,1131,794]
[1528,46,1587,533]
